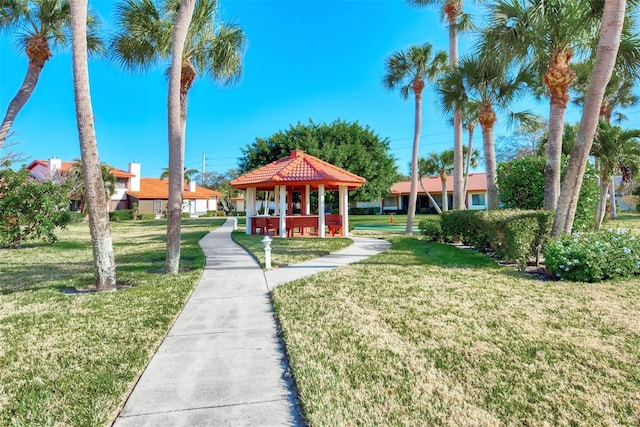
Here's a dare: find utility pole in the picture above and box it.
[201,152,206,185]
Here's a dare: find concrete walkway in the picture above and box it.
[113,218,391,426]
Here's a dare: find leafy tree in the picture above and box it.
[0,0,102,149]
[239,119,400,204]
[382,43,447,235]
[201,168,240,210]
[497,156,598,231]
[0,165,70,248]
[495,116,547,162]
[68,0,117,290]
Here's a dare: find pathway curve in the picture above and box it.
[113,218,391,426]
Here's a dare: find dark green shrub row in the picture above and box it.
[349,207,379,215]
[138,213,156,220]
[437,210,554,269]
[199,210,227,217]
[109,209,135,221]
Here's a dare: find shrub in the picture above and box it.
[441,209,553,269]
[68,212,85,223]
[349,207,379,215]
[109,209,134,221]
[138,213,156,220]
[543,229,640,282]
[497,156,598,231]
[418,218,442,241]
[181,212,191,218]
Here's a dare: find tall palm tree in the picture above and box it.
[438,55,534,209]
[382,43,447,235]
[419,150,454,211]
[481,0,601,211]
[68,0,116,291]
[111,0,245,273]
[0,0,102,149]
[553,0,627,235]
[406,0,477,210]
[591,122,640,228]
[460,100,480,200]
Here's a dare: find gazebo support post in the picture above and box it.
[305,185,311,215]
[246,187,256,235]
[339,185,348,237]
[274,186,280,215]
[318,184,326,238]
[279,186,287,238]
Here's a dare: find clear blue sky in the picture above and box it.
[0,0,625,180]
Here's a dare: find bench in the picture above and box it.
[325,214,343,236]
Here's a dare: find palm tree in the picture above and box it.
[160,166,199,184]
[111,0,245,273]
[481,0,601,212]
[553,0,627,235]
[591,122,640,228]
[67,159,117,212]
[438,55,534,209]
[406,0,477,210]
[460,100,480,200]
[0,0,102,149]
[68,0,116,291]
[382,43,448,235]
[419,150,454,211]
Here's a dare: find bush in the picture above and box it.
[109,209,134,221]
[497,156,598,231]
[138,213,156,220]
[181,212,192,218]
[68,212,85,223]
[440,209,553,269]
[543,229,640,282]
[418,218,442,241]
[349,207,379,215]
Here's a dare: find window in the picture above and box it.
[471,194,485,206]
[383,196,397,208]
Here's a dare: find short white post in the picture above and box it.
[233,216,238,231]
[262,235,273,269]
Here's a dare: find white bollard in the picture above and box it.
[233,216,238,231]
[261,235,272,269]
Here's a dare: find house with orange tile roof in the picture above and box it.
[28,158,222,216]
[357,173,488,213]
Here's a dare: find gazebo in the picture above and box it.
[230,150,366,238]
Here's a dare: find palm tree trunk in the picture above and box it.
[482,124,499,209]
[553,0,625,236]
[419,179,442,214]
[440,175,449,212]
[462,125,474,207]
[543,102,567,211]
[595,173,609,229]
[166,0,196,274]
[0,51,48,149]
[448,5,464,210]
[69,0,116,291]
[609,179,617,219]
[407,79,425,235]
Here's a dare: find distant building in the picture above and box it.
[357,173,488,214]
[28,158,222,217]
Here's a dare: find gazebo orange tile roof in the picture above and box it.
[230,150,366,190]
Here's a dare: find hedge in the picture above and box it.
[438,210,554,269]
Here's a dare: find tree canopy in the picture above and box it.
[238,120,400,202]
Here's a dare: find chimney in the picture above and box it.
[290,149,304,158]
[48,157,61,177]
[128,162,141,191]
[189,181,196,192]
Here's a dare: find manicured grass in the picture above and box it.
[0,218,224,426]
[231,231,352,268]
[271,230,640,425]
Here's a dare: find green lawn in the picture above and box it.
[270,215,640,425]
[0,218,224,426]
